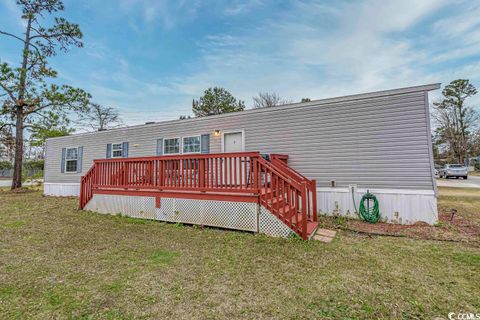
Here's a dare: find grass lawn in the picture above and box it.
[0,187,479,319]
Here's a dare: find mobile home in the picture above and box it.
[44,84,440,239]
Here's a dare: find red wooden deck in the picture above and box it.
[80,152,318,239]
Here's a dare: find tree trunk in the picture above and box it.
[11,16,32,190]
[11,111,23,189]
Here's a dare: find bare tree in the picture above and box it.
[432,79,479,163]
[252,92,292,108]
[79,103,123,131]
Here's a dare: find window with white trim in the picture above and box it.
[112,143,123,158]
[183,136,201,154]
[65,148,78,172]
[164,138,180,154]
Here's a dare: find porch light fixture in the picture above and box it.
[214,130,221,137]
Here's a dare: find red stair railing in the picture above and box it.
[270,155,317,223]
[257,156,317,239]
[79,164,96,209]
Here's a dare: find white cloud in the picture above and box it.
[0,0,24,28]
[164,0,480,109]
[118,0,203,30]
[223,0,265,16]
[433,1,480,39]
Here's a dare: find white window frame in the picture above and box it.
[111,143,123,158]
[65,147,79,173]
[182,135,201,154]
[163,137,181,155]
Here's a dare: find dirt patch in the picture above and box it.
[0,187,35,194]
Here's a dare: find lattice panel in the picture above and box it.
[156,198,257,231]
[84,194,296,238]
[259,206,296,238]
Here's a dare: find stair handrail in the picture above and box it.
[79,163,96,209]
[256,156,309,239]
[256,156,303,191]
[271,158,317,223]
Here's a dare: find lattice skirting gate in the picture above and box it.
[84,194,295,238]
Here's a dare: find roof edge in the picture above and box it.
[47,83,441,141]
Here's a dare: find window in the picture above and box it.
[164,138,180,154]
[112,143,123,158]
[65,148,78,173]
[183,136,201,154]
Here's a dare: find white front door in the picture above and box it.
[223,131,244,186]
[223,132,243,152]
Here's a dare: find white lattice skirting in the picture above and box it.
[83,194,295,238]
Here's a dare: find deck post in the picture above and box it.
[253,157,260,193]
[301,181,308,240]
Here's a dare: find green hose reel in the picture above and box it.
[352,189,380,223]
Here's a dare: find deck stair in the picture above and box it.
[80,152,318,240]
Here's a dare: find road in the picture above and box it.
[0,180,39,187]
[0,180,12,187]
[436,175,480,188]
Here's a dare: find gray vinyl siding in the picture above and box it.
[45,85,437,190]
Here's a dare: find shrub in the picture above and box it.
[0,160,13,170]
[23,159,44,170]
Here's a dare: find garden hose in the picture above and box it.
[352,189,381,223]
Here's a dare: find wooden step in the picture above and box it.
[277,206,290,216]
[287,212,316,229]
[267,196,285,207]
[261,188,275,196]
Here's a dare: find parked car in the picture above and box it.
[439,164,468,179]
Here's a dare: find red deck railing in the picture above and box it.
[79,152,318,239]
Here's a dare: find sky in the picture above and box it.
[1,0,479,126]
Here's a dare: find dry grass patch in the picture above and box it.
[0,188,479,319]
